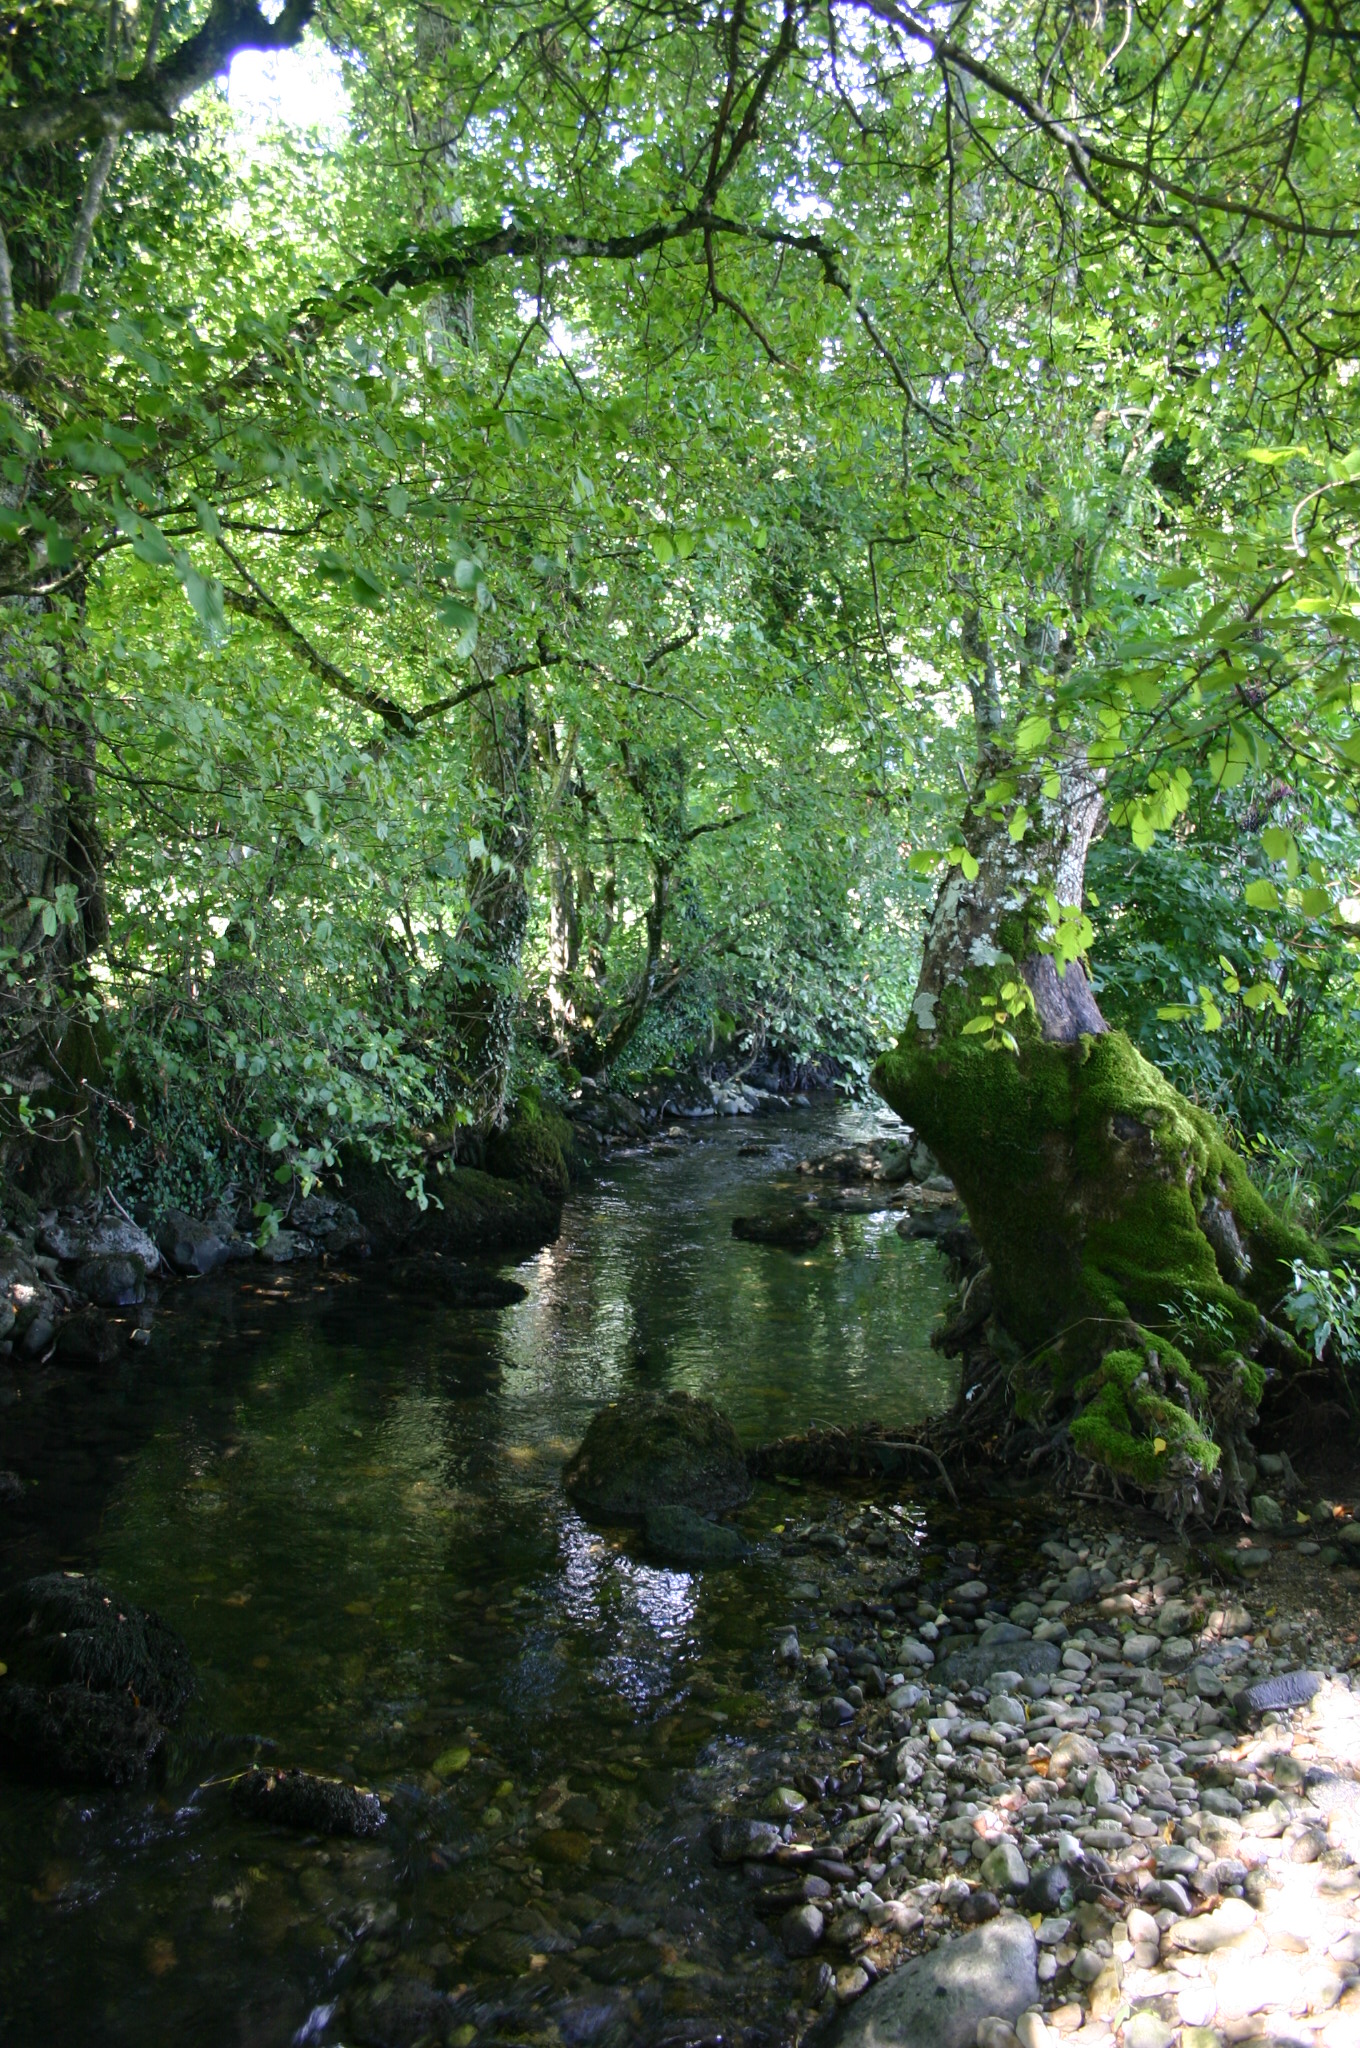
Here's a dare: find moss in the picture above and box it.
[1069,1341,1221,1490]
[484,1111,571,1198]
[873,1007,1316,1496]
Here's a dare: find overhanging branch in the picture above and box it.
[0,0,318,153]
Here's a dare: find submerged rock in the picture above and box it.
[829,1912,1038,2048]
[642,1502,749,1565]
[0,1680,166,1787]
[387,1255,527,1309]
[56,1304,127,1368]
[732,1209,826,1250]
[230,1766,386,1836]
[563,1390,752,1519]
[709,1814,781,1862]
[0,1572,193,1723]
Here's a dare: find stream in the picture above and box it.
[0,1101,958,2047]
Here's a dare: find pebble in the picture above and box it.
[691,1494,1360,2047]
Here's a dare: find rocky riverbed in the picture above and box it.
[697,1480,1360,2047]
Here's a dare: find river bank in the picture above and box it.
[704,1479,1360,2046]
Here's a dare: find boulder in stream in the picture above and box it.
[563,1390,751,1519]
[0,1571,193,1787]
[0,1680,167,1787]
[230,1765,386,1836]
[731,1210,826,1250]
[0,1572,194,1722]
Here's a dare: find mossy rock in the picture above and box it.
[0,1573,193,1723]
[563,1390,752,1519]
[422,1166,561,1255]
[339,1151,561,1257]
[0,1680,167,1788]
[484,1108,573,1199]
[231,1766,385,1837]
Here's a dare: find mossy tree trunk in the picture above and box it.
[873,742,1315,1518]
[445,681,536,1137]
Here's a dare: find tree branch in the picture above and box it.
[0,0,318,153]
[56,134,119,311]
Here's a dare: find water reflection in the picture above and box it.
[0,1099,955,2045]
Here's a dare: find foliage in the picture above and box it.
[1281,1261,1360,1398]
[0,0,1357,1302]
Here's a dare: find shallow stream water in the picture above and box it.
[0,1102,958,2047]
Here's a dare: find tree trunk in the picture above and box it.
[447,682,534,1135]
[873,743,1314,1514]
[0,607,108,1195]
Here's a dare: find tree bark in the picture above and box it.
[874,743,1315,1515]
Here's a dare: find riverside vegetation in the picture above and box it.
[1,1,1360,2043]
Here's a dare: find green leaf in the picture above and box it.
[1244,878,1280,910]
[1014,715,1051,754]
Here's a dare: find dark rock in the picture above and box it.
[230,1766,385,1836]
[387,1256,527,1309]
[958,1889,1001,1924]
[732,1210,826,1250]
[642,1503,749,1565]
[0,1470,21,1506]
[1142,1878,1193,1915]
[782,1901,826,1956]
[821,1695,856,1726]
[290,1194,370,1260]
[0,1573,193,1722]
[708,1815,781,1863]
[73,1252,147,1308]
[1022,1864,1074,1914]
[39,1212,160,1272]
[978,1620,1031,1648]
[937,1638,1061,1688]
[56,1305,125,1368]
[0,1680,166,1787]
[563,1389,751,1519]
[1234,1668,1321,1718]
[828,1911,1038,2048]
[156,1209,246,1276]
[344,1977,449,2048]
